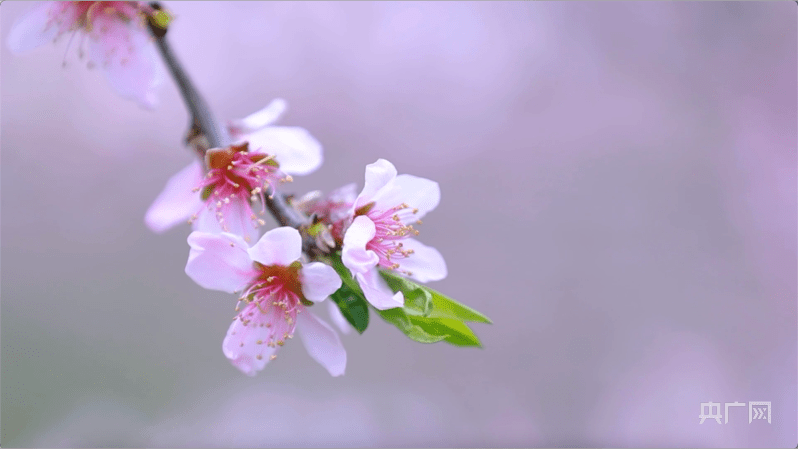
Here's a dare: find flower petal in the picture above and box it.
[296,311,347,377]
[389,174,441,222]
[394,238,448,283]
[86,15,163,108]
[193,199,260,244]
[327,300,352,335]
[145,161,204,234]
[328,182,359,205]
[247,227,302,267]
[300,262,342,302]
[355,159,397,209]
[246,126,322,176]
[7,2,63,54]
[186,232,255,293]
[356,269,404,310]
[342,216,379,274]
[228,98,287,137]
[222,305,280,377]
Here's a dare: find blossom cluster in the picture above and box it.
[8,1,488,378]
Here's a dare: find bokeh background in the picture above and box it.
[1,1,796,447]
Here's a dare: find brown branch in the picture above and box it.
[145,3,317,253]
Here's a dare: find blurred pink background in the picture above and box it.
[1,1,795,447]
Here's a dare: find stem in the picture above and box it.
[146,4,314,247]
[152,30,226,150]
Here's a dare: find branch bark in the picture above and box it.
[146,4,317,252]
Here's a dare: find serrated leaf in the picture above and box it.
[376,308,448,344]
[380,270,492,324]
[330,286,369,334]
[408,316,483,347]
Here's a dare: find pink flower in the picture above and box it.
[294,183,358,244]
[341,159,447,310]
[7,1,164,108]
[185,227,345,377]
[145,99,323,242]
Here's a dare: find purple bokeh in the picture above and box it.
[1,1,795,447]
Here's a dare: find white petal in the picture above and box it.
[389,174,441,221]
[355,159,397,209]
[327,183,359,222]
[342,216,379,275]
[246,126,322,176]
[297,311,347,377]
[327,300,353,335]
[395,238,448,283]
[356,269,404,310]
[193,200,260,245]
[145,161,204,234]
[300,262,342,302]
[7,2,61,54]
[185,232,255,293]
[222,307,280,376]
[247,227,302,267]
[229,98,287,136]
[86,16,163,108]
[328,183,359,205]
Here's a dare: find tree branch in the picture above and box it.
[146,3,316,251]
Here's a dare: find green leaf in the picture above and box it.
[408,316,483,347]
[375,308,448,344]
[329,255,365,297]
[326,254,488,345]
[330,286,369,334]
[380,271,432,317]
[427,288,492,324]
[380,271,492,324]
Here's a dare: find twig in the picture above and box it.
[145,3,316,251]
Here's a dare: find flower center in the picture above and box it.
[232,262,304,350]
[360,203,421,276]
[189,142,291,234]
[49,2,143,35]
[48,2,151,68]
